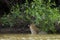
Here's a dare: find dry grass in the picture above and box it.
[0,34,60,40]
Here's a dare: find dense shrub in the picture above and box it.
[25,0,60,33]
[1,0,60,33]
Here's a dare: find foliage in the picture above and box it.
[1,0,60,33]
[1,4,20,27]
[25,0,60,32]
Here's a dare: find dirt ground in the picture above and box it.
[0,34,60,40]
